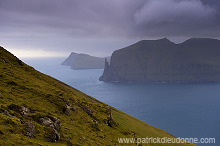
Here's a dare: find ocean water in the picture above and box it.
[23,57,220,146]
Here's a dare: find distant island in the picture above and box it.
[62,52,109,70]
[100,38,220,83]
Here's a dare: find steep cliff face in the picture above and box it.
[99,38,220,83]
[62,52,107,69]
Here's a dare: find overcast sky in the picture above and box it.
[0,0,220,57]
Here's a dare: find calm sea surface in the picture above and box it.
[22,57,220,146]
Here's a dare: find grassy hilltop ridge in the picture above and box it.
[0,46,195,145]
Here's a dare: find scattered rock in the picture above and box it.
[82,105,93,116]
[50,127,61,142]
[2,110,13,117]
[104,107,116,127]
[64,104,71,115]
[64,104,78,115]
[1,59,6,63]
[48,116,61,133]
[4,104,62,142]
[38,115,61,142]
[21,121,36,138]
[107,106,112,119]
[8,104,31,117]
[70,106,78,112]
[106,118,116,127]
[92,120,101,131]
[82,104,100,122]
[47,115,59,122]
[39,117,53,127]
[20,106,30,116]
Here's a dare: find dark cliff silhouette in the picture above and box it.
[100,38,220,83]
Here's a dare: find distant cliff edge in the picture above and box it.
[62,52,110,70]
[99,38,220,83]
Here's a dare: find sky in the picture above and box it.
[0,0,220,58]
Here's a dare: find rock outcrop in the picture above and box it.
[62,52,109,69]
[100,38,220,83]
[21,121,36,138]
[38,115,61,142]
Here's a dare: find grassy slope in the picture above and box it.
[0,46,195,145]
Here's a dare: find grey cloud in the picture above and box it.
[1,0,219,39]
[0,0,135,37]
[133,0,218,37]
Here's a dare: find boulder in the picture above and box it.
[38,115,61,142]
[21,121,36,138]
[20,106,30,116]
[64,104,78,116]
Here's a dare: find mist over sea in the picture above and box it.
[23,57,220,146]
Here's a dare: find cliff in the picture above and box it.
[62,52,108,69]
[100,38,220,83]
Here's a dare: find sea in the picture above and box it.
[22,57,220,146]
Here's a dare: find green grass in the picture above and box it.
[0,46,196,145]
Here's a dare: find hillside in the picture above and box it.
[0,46,196,145]
[100,38,220,83]
[62,52,108,69]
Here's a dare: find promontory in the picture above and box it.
[62,52,109,70]
[100,38,220,83]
